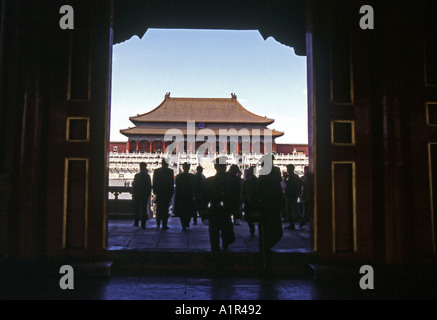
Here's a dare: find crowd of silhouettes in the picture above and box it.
[131,155,311,254]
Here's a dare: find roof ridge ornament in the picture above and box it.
[165,92,171,99]
[231,93,237,100]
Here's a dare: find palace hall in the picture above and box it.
[119,93,284,154]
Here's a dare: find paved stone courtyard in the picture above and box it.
[108,217,312,252]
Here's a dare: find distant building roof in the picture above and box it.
[128,93,275,125]
[120,126,284,137]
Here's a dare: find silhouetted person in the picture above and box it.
[200,156,236,255]
[153,158,174,230]
[285,164,303,230]
[132,162,152,229]
[227,164,242,225]
[281,171,287,197]
[241,166,260,236]
[257,154,284,253]
[193,165,206,225]
[174,162,195,231]
[300,165,312,227]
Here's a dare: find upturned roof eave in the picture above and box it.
[119,128,284,137]
[129,119,275,125]
[129,98,167,123]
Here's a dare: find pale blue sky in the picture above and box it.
[111,28,308,144]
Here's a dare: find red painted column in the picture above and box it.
[136,140,139,151]
[162,140,166,152]
[149,140,153,153]
[127,140,130,153]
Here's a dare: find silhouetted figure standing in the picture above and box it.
[227,164,242,225]
[132,162,152,229]
[201,156,236,255]
[300,165,312,227]
[193,165,206,225]
[285,164,303,230]
[258,155,284,253]
[174,163,195,231]
[153,158,174,230]
[241,166,260,236]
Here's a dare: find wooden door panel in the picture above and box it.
[45,1,113,255]
[307,0,373,261]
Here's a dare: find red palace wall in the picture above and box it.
[109,141,308,156]
[275,144,308,156]
[110,141,308,156]
[110,142,128,153]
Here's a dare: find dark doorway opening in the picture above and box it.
[107,28,311,254]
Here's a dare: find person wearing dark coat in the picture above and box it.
[257,155,284,253]
[132,162,152,229]
[285,163,303,230]
[200,156,236,255]
[193,165,206,225]
[152,158,174,230]
[241,166,260,235]
[227,164,242,225]
[174,163,195,231]
[300,165,312,227]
